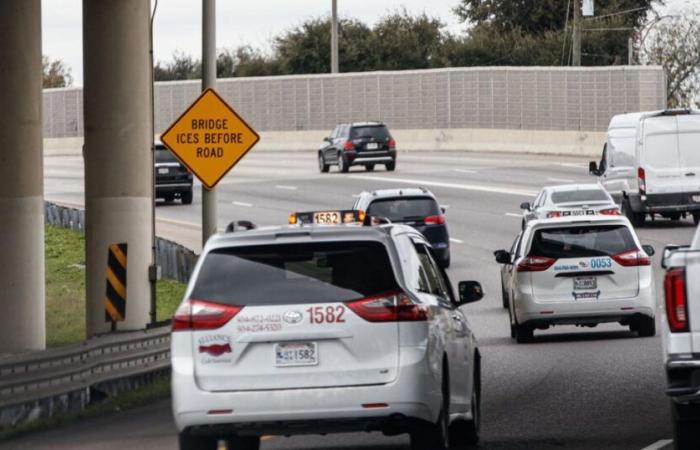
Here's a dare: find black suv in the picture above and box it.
[155,143,193,204]
[318,122,396,173]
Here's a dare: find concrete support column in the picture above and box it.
[0,0,45,352]
[83,0,153,336]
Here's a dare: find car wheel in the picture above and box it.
[515,322,534,344]
[693,212,700,226]
[622,199,645,227]
[164,194,175,203]
[450,358,480,446]
[441,250,451,269]
[636,315,656,337]
[318,153,329,173]
[410,369,449,450]
[338,153,349,173]
[365,164,375,172]
[181,190,193,205]
[667,212,682,221]
[385,161,396,171]
[178,432,218,450]
[672,402,700,450]
[226,436,260,450]
[500,279,509,309]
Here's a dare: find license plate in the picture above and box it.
[313,211,341,224]
[693,195,700,203]
[158,168,169,175]
[563,210,593,216]
[574,276,597,291]
[275,342,318,367]
[366,143,379,150]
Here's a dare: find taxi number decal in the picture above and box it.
[590,258,612,269]
[306,305,346,324]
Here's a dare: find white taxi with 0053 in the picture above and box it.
[495,215,656,343]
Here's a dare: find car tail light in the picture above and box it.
[638,167,646,194]
[612,249,651,267]
[599,208,620,215]
[547,211,562,218]
[172,299,242,331]
[346,291,428,322]
[344,140,355,151]
[664,268,689,332]
[388,139,396,149]
[517,256,556,272]
[424,215,446,225]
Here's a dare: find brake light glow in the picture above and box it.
[345,291,428,322]
[172,299,242,331]
[612,250,651,267]
[424,215,446,225]
[344,140,355,151]
[288,213,298,224]
[517,256,556,272]
[388,139,396,149]
[547,211,562,218]
[599,208,620,215]
[638,167,646,194]
[664,268,688,332]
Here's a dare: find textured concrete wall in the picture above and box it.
[43,66,666,138]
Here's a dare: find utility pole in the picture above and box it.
[331,0,339,73]
[202,0,217,245]
[572,0,582,66]
[628,37,634,65]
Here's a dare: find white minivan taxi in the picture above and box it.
[495,215,656,343]
[171,220,484,450]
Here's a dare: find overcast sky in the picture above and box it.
[43,0,690,86]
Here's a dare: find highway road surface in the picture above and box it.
[3,150,690,450]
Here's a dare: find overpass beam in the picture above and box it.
[0,0,45,352]
[83,0,153,335]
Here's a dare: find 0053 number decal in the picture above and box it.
[306,305,346,324]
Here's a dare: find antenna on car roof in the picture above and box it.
[225,220,257,233]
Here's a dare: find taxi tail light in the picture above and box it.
[288,213,298,225]
[388,139,396,149]
[664,268,689,332]
[172,299,242,331]
[517,256,556,272]
[599,207,620,215]
[344,140,355,151]
[424,214,446,225]
[612,249,651,267]
[346,291,428,322]
[547,211,562,218]
[638,167,646,194]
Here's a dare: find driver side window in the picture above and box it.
[599,144,608,173]
[413,242,449,300]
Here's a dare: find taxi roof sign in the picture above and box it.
[160,88,260,190]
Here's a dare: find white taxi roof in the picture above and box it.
[544,183,605,193]
[527,214,631,230]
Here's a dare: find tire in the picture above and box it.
[441,250,451,269]
[636,315,656,337]
[385,161,396,171]
[164,194,175,203]
[181,190,193,205]
[693,212,700,226]
[672,402,700,450]
[501,281,509,309]
[515,322,534,344]
[226,436,260,450]
[178,432,218,450]
[450,358,480,446]
[667,212,682,221]
[318,153,329,173]
[365,164,375,172]
[410,368,449,450]
[338,153,349,173]
[622,199,645,227]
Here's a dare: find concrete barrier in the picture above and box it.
[44,127,605,158]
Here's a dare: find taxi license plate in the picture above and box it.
[564,210,592,216]
[314,211,341,224]
[158,168,169,175]
[366,143,379,150]
[275,342,318,367]
[574,276,597,291]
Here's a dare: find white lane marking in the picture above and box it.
[450,238,464,244]
[505,213,522,218]
[349,175,537,197]
[454,169,478,174]
[547,177,575,183]
[639,439,673,450]
[275,185,298,190]
[557,162,589,169]
[232,201,253,207]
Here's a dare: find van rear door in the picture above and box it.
[641,116,683,195]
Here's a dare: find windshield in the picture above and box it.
[550,189,610,204]
[155,146,179,164]
[529,225,637,259]
[190,241,399,305]
[350,126,390,140]
[366,197,440,221]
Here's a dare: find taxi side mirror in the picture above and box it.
[642,245,655,257]
[494,249,512,264]
[520,202,531,211]
[459,281,484,304]
[323,136,331,143]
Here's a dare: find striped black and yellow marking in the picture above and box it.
[104,243,127,323]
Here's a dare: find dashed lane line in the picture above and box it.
[505,213,523,218]
[450,238,464,244]
[547,177,575,183]
[454,169,478,174]
[275,185,298,190]
[349,175,537,197]
[232,201,253,207]
[639,439,673,450]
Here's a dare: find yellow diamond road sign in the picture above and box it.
[160,88,260,190]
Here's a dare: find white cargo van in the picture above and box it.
[590,110,700,227]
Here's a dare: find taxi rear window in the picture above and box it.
[190,241,399,305]
[529,225,637,259]
[551,189,610,204]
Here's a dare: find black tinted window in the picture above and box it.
[350,126,390,140]
[190,241,398,305]
[529,225,637,259]
[367,197,440,221]
[155,146,178,164]
[551,189,610,204]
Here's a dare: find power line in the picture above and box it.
[585,6,649,21]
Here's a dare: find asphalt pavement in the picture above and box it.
[4,150,691,450]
